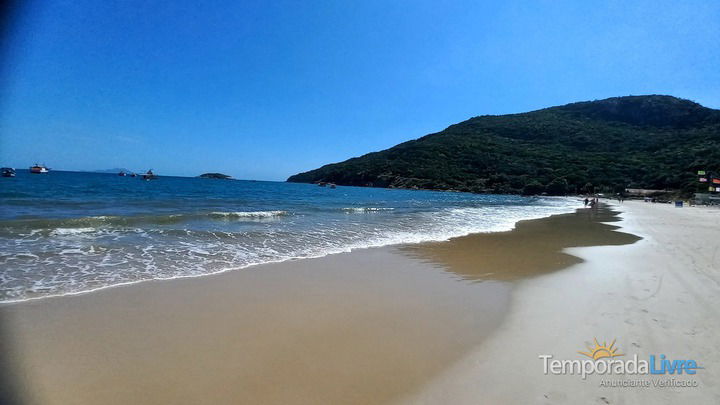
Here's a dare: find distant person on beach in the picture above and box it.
[584,198,589,207]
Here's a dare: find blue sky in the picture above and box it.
[1,0,719,179]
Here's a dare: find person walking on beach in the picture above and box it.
[584,197,589,207]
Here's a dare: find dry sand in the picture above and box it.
[403,200,720,404]
[0,202,696,405]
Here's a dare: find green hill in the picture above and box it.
[287,95,720,195]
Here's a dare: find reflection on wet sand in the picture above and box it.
[401,206,641,282]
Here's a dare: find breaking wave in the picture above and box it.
[341,207,395,213]
[209,210,289,218]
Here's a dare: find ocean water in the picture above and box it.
[0,170,579,302]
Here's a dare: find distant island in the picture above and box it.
[199,173,232,179]
[288,95,720,196]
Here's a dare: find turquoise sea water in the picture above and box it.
[0,170,579,302]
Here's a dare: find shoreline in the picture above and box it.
[0,204,637,404]
[0,200,579,306]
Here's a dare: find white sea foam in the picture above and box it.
[209,210,288,218]
[0,197,580,304]
[341,207,395,213]
[50,227,97,236]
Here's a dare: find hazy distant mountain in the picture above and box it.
[93,168,132,173]
[288,95,720,195]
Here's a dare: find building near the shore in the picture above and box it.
[693,193,720,205]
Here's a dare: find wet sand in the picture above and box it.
[402,206,639,282]
[0,206,637,405]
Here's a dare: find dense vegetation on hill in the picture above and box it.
[288,96,720,195]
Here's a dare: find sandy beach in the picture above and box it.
[4,1,717,403]
[1,201,717,404]
[404,200,720,404]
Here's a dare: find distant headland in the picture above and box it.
[287,95,720,196]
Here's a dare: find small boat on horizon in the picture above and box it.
[1,167,15,177]
[118,171,127,176]
[142,169,158,180]
[29,164,49,174]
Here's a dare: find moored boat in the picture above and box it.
[142,169,158,180]
[29,164,49,174]
[1,167,15,177]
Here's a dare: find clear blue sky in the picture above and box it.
[1,0,719,180]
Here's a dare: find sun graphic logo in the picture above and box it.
[578,338,624,360]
